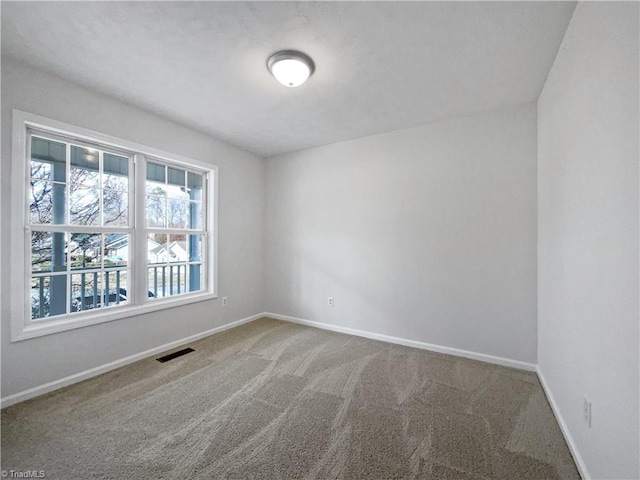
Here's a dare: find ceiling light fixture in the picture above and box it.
[267,50,315,87]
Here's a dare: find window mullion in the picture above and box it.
[66,141,71,228]
[133,153,148,306]
[99,150,104,229]
[29,225,133,234]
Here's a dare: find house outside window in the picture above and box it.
[10,111,217,341]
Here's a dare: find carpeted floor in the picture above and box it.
[1,317,579,479]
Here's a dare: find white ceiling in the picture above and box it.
[2,1,576,157]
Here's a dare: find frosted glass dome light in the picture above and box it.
[267,50,315,87]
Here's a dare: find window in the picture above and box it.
[29,135,133,320]
[10,111,217,341]
[145,161,205,299]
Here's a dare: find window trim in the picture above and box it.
[10,109,218,342]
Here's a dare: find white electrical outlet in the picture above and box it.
[583,396,592,428]
[222,296,228,307]
[328,297,334,307]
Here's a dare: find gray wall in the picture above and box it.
[538,3,639,479]
[265,104,538,363]
[1,58,266,398]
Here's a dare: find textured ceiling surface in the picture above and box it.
[2,1,575,157]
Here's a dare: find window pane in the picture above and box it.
[188,234,204,263]
[31,231,68,273]
[31,137,65,181]
[147,233,167,264]
[69,233,102,270]
[104,174,128,192]
[103,153,128,191]
[146,233,194,299]
[166,184,188,200]
[168,234,187,263]
[70,146,100,188]
[184,265,191,294]
[31,274,67,320]
[31,160,52,181]
[30,136,66,225]
[167,167,187,200]
[146,162,165,183]
[104,189,128,226]
[32,231,52,272]
[187,201,203,230]
[187,234,204,293]
[187,173,203,230]
[146,163,166,198]
[105,234,129,268]
[146,195,166,227]
[147,264,167,299]
[188,264,203,293]
[104,270,128,308]
[30,180,66,225]
[167,199,187,228]
[187,174,204,217]
[32,136,65,160]
[167,167,185,187]
[187,172,203,190]
[146,181,166,196]
[31,277,48,320]
[167,263,186,296]
[71,272,102,312]
[70,186,100,226]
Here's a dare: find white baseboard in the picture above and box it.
[264,312,537,372]
[0,313,265,409]
[537,366,591,480]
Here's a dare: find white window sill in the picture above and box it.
[12,292,218,342]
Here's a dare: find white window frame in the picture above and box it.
[10,110,218,341]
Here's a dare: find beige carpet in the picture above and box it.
[1,318,579,479]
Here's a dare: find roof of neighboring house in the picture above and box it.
[147,239,160,250]
[150,241,188,256]
[105,233,128,249]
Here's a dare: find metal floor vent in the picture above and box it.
[156,348,195,363]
